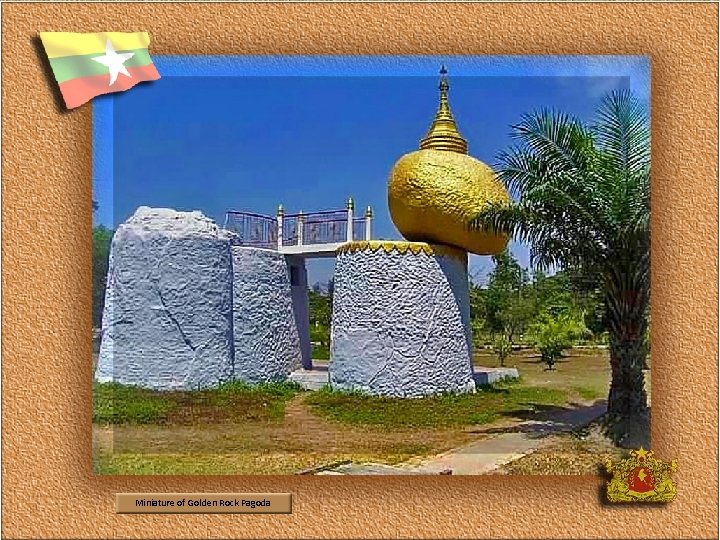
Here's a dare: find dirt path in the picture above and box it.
[318,400,607,475]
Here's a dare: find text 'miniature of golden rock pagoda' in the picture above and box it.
[388,66,510,256]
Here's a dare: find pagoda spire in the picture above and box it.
[419,65,468,154]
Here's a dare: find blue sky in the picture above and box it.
[94,56,649,286]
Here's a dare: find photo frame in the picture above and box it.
[3,3,717,538]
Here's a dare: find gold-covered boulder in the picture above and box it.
[387,66,511,256]
[388,149,510,256]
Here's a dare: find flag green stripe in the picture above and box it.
[40,32,150,58]
[49,49,153,84]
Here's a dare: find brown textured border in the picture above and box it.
[2,3,718,539]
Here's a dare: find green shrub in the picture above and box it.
[213,379,303,399]
[493,334,512,366]
[310,325,329,345]
[530,313,589,370]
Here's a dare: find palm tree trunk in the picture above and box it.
[607,325,648,419]
[604,258,650,424]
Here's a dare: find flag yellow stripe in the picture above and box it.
[39,32,150,59]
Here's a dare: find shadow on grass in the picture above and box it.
[518,356,572,365]
[467,400,609,439]
[482,400,650,450]
[474,384,512,395]
[302,382,575,430]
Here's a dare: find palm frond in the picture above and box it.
[510,109,595,175]
[594,90,650,179]
[472,90,650,278]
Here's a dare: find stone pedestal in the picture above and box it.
[95,207,236,390]
[329,241,475,397]
[231,247,303,381]
[286,255,312,369]
[95,208,304,390]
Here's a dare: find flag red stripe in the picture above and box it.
[58,63,160,109]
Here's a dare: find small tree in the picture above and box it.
[483,248,526,339]
[499,295,535,344]
[531,313,588,370]
[470,317,486,350]
[469,283,488,347]
[308,285,332,353]
[493,334,512,367]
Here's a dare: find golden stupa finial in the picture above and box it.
[419,65,468,154]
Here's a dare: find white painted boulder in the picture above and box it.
[329,241,475,397]
[95,207,236,390]
[231,246,303,382]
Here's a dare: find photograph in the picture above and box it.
[92,55,651,476]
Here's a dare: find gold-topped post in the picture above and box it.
[419,65,468,154]
[276,204,284,249]
[297,210,304,246]
[346,198,354,242]
[364,206,373,241]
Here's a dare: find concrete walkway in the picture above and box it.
[316,400,607,475]
[288,365,329,391]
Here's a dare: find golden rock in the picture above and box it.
[387,66,510,256]
[388,149,510,255]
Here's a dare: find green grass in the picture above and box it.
[93,352,618,475]
[93,380,304,425]
[311,344,330,360]
[93,382,176,424]
[92,452,321,475]
[573,386,605,401]
[303,382,568,429]
[92,445,435,475]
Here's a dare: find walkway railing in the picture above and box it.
[224,211,277,249]
[224,199,373,252]
[282,210,348,247]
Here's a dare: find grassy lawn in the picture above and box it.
[474,348,610,402]
[93,350,616,475]
[304,381,568,428]
[93,380,302,425]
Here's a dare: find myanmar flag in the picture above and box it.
[39,32,160,109]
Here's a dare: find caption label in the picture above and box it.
[116,493,292,514]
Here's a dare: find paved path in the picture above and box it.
[316,401,607,475]
[289,366,329,391]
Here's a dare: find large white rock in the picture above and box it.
[329,242,475,397]
[231,247,303,381]
[95,207,236,390]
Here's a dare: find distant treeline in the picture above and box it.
[469,249,607,348]
[305,248,629,366]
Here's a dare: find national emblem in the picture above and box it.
[605,447,678,503]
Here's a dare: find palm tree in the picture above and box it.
[470,90,650,432]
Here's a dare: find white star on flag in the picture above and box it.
[91,40,135,86]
